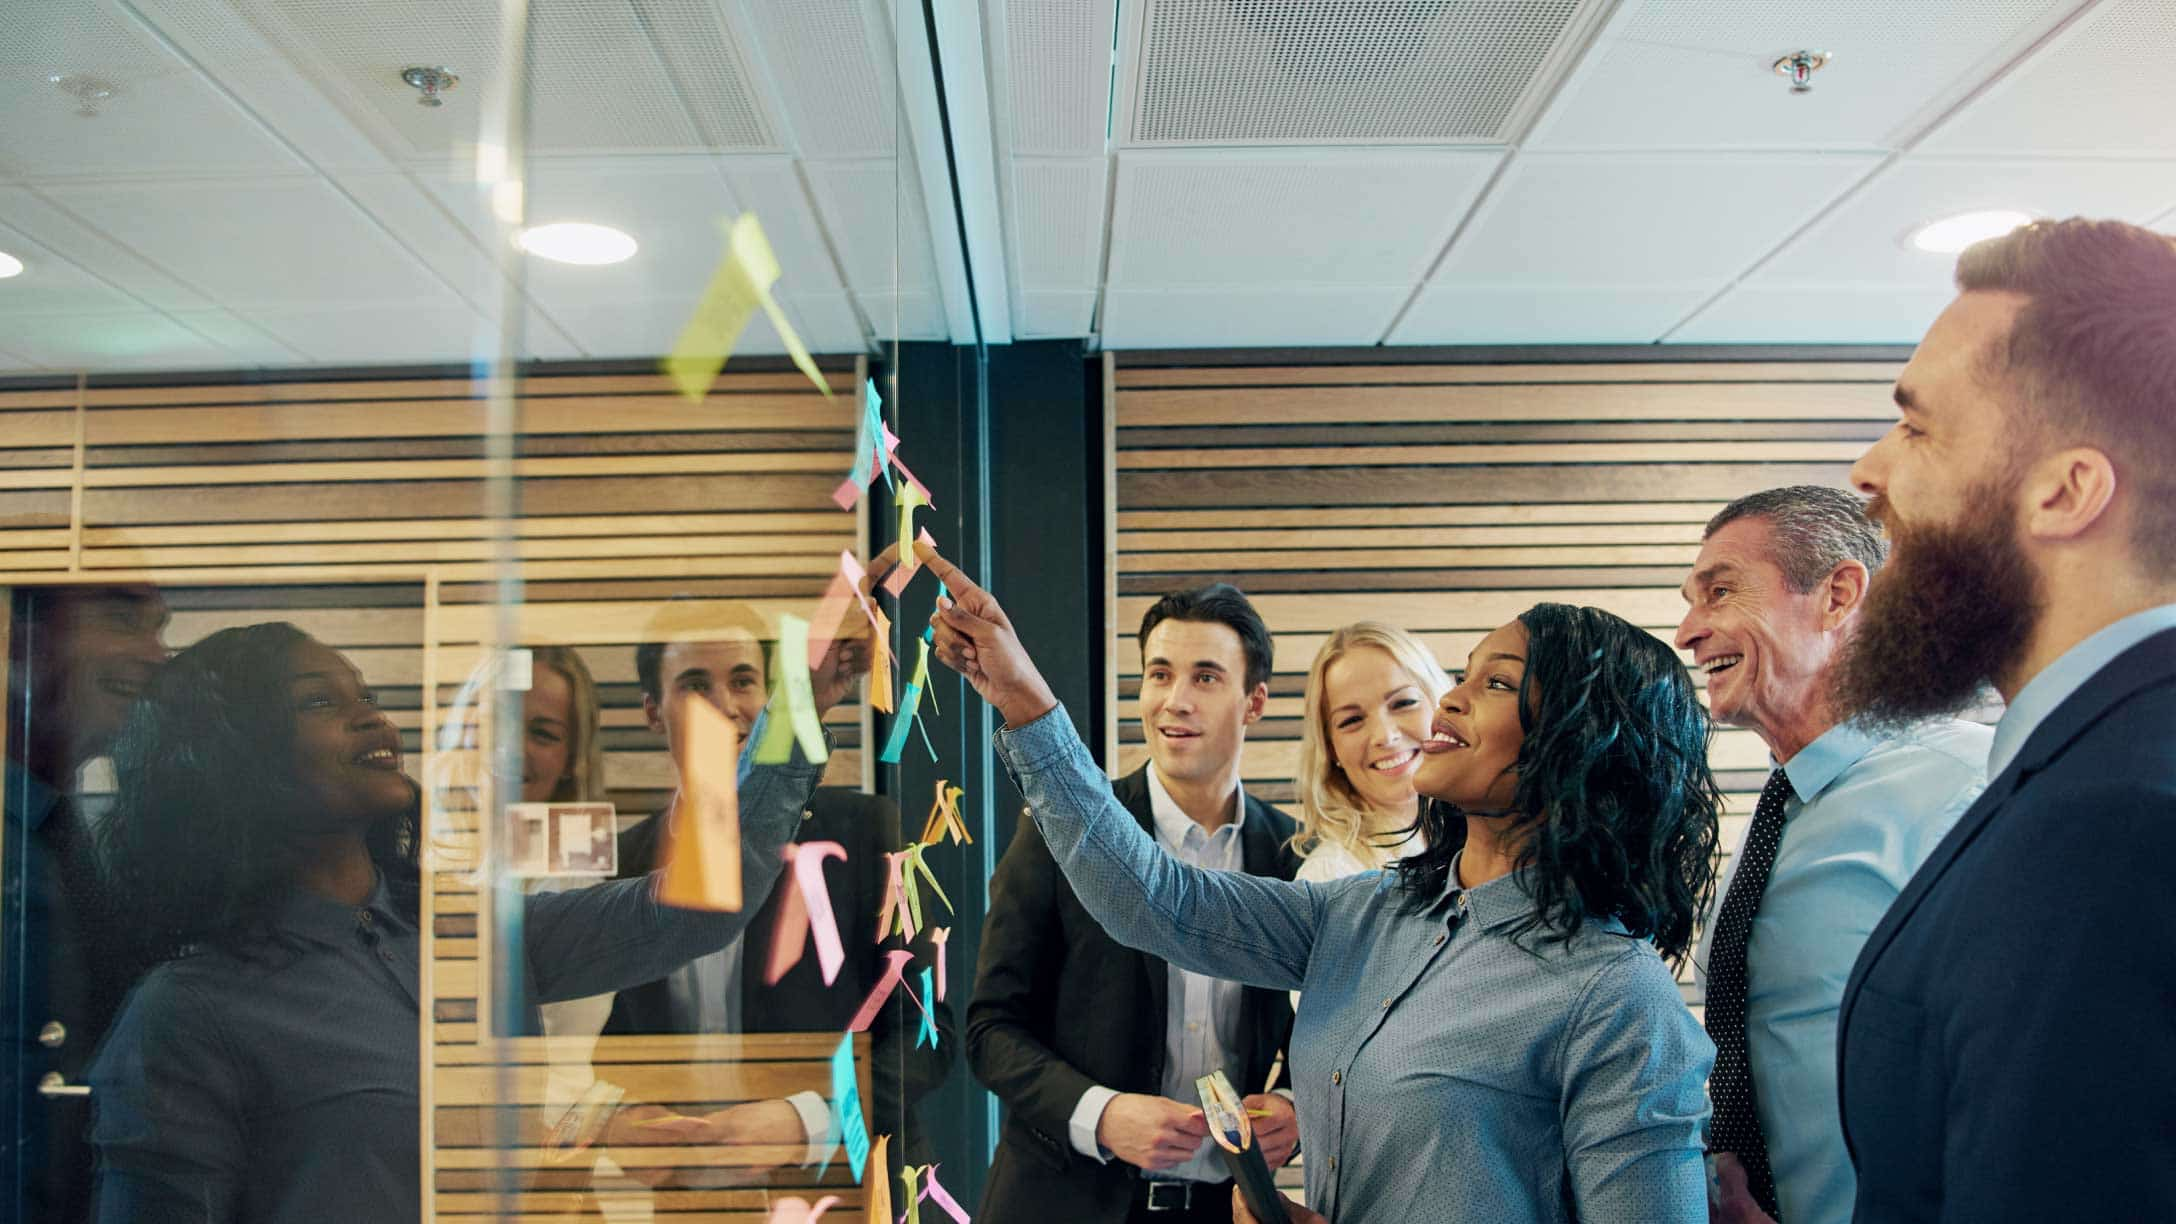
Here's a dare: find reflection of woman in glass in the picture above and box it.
[920,543,1719,1223]
[90,622,851,1221]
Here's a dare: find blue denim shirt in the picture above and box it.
[997,706,1712,1223]
[88,716,826,1223]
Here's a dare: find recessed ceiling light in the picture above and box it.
[515,222,637,266]
[1909,210,2034,255]
[0,251,21,278]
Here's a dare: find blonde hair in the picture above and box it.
[430,645,609,876]
[530,645,608,803]
[1293,622,1449,865]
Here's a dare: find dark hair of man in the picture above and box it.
[98,622,421,970]
[635,597,769,703]
[1705,485,1887,591]
[1954,218,2176,575]
[1393,603,1722,965]
[1136,583,1274,693]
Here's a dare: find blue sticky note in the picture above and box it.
[916,968,939,1049]
[879,682,922,764]
[831,1032,870,1181]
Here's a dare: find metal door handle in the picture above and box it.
[37,1072,90,1098]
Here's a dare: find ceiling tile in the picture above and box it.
[0,219,146,317]
[1007,157,1108,291]
[1670,285,1955,344]
[739,0,896,158]
[801,156,947,300]
[1100,286,1406,348]
[0,0,305,180]
[1432,152,1882,288]
[0,186,219,311]
[239,302,487,365]
[1017,289,1098,338]
[855,290,951,342]
[1921,0,2176,157]
[1107,150,1500,288]
[168,309,309,364]
[1528,0,2076,152]
[2,310,245,370]
[992,0,1116,157]
[1390,285,1714,344]
[42,176,470,312]
[1753,156,2176,287]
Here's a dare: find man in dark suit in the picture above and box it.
[970,584,1302,1224]
[2,583,168,1224]
[604,622,954,1174]
[1832,218,2176,1221]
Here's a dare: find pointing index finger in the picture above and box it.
[912,539,985,602]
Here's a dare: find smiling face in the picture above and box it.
[645,634,768,764]
[1138,618,1265,789]
[1673,516,1846,747]
[1320,644,1432,815]
[284,637,413,831]
[1413,621,1528,812]
[26,586,170,774]
[519,663,575,803]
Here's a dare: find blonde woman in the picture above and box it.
[1292,622,1451,885]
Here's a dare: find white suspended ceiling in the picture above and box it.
[3,0,2175,372]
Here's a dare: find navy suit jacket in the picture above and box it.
[1837,626,2176,1222]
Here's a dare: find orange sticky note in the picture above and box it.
[919,780,970,846]
[864,1136,893,1224]
[658,697,743,911]
[868,608,894,714]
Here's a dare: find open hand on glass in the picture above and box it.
[913,540,1059,729]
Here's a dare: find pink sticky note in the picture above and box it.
[831,478,862,512]
[806,559,861,672]
[838,552,891,657]
[848,949,916,1033]
[875,850,912,942]
[927,927,951,1002]
[766,841,848,986]
[889,445,933,506]
[765,1195,841,1223]
[918,1165,970,1224]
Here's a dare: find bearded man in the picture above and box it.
[1833,218,2176,1222]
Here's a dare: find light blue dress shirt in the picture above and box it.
[998,706,1712,1223]
[1692,717,1989,1224]
[1988,603,2176,780]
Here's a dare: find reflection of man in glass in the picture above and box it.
[3,583,170,1224]
[607,609,956,1177]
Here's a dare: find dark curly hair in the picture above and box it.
[1393,603,1721,965]
[98,622,420,968]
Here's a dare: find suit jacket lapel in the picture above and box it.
[1112,768,1171,1031]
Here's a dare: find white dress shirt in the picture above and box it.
[1067,764,1250,1183]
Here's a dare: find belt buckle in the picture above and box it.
[1144,1181,1192,1211]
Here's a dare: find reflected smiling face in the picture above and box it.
[28,586,170,772]
[1412,621,1528,812]
[1321,644,1431,815]
[645,634,767,765]
[285,637,413,831]
[520,664,574,803]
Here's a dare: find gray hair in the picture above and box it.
[1705,486,1886,592]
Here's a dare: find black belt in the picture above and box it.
[1134,1178,1230,1212]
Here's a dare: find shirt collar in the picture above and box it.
[1989,603,2176,779]
[1778,720,1881,804]
[274,873,407,947]
[1430,850,1538,932]
[1144,762,1245,848]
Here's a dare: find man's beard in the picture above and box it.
[1831,482,2043,732]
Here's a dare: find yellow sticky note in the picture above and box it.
[864,1135,893,1224]
[869,608,895,714]
[659,697,742,911]
[664,214,833,403]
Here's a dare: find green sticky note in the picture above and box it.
[754,614,829,765]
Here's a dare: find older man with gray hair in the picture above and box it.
[1673,486,1989,1224]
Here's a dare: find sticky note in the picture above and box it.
[848,948,915,1033]
[664,214,829,402]
[899,1166,923,1224]
[920,780,970,846]
[914,967,938,1048]
[902,843,953,932]
[765,840,848,986]
[832,380,896,511]
[918,1165,970,1224]
[755,614,829,766]
[867,608,894,714]
[875,850,913,942]
[883,486,932,597]
[659,698,742,911]
[928,927,950,1002]
[878,683,922,765]
[764,1197,840,1224]
[831,1031,870,1181]
[864,1135,892,1224]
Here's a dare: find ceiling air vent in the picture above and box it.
[1125,0,1605,145]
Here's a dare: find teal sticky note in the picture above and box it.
[916,967,938,1048]
[879,682,922,764]
[832,1031,869,1181]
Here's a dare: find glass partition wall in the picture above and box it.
[2,2,963,1220]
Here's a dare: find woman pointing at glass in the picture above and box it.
[915,542,1719,1224]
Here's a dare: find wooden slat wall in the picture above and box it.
[1,362,879,1219]
[1109,355,1905,1000]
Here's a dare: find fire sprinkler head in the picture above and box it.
[401,66,460,108]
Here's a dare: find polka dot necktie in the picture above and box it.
[1705,767,1793,1219]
